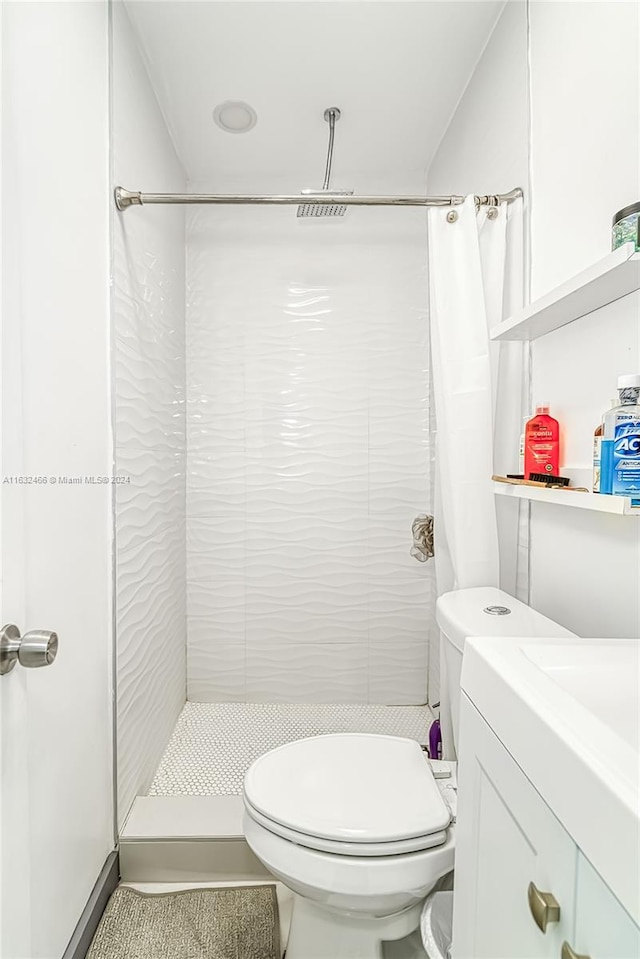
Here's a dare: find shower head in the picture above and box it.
[297,189,354,218]
[297,107,353,218]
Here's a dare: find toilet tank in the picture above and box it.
[436,587,576,759]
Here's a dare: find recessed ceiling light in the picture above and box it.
[213,101,257,134]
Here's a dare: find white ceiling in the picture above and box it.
[124,1,505,188]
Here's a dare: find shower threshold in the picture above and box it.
[120,701,434,882]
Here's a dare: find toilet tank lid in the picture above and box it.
[436,587,576,653]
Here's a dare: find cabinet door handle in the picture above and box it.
[561,942,591,959]
[527,882,561,933]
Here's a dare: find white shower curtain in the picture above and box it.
[427,195,525,723]
[428,194,525,591]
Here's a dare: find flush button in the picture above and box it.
[483,605,511,616]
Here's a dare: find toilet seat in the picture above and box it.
[243,733,451,856]
[244,795,448,856]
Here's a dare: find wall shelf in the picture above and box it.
[490,242,640,341]
[494,482,640,516]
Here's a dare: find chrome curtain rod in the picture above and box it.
[114,186,523,212]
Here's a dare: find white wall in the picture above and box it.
[2,2,113,954]
[427,0,529,200]
[429,0,640,640]
[527,0,640,637]
[186,175,435,703]
[112,2,187,826]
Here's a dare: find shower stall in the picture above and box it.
[110,1,520,865]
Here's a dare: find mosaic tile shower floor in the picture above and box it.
[149,702,435,796]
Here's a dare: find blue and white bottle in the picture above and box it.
[600,374,640,506]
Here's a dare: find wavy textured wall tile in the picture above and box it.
[116,522,186,817]
[112,4,187,827]
[186,203,434,703]
[116,449,185,551]
[248,512,368,550]
[187,579,245,619]
[368,640,429,705]
[186,638,246,702]
[244,610,369,648]
[113,218,186,453]
[188,520,244,585]
[245,644,370,703]
[188,454,247,517]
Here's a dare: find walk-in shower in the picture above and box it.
[110,2,523,867]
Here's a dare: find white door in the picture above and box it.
[1,3,114,957]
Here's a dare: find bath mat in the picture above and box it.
[87,884,280,959]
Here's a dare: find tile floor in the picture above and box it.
[149,702,434,796]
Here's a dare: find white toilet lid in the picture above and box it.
[243,733,451,844]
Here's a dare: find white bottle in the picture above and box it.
[518,416,528,474]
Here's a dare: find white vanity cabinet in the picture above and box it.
[571,853,640,959]
[452,693,640,959]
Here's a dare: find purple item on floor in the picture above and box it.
[428,719,442,760]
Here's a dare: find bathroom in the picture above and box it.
[1,0,639,957]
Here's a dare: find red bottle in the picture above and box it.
[524,404,560,477]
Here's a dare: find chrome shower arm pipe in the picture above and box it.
[321,106,340,191]
[114,187,523,212]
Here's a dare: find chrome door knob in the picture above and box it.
[18,628,58,668]
[0,624,59,675]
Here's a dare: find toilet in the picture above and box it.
[243,587,576,958]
